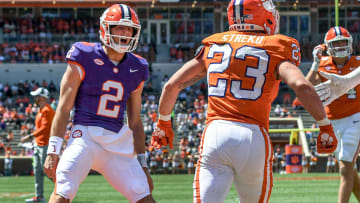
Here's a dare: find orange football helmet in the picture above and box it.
[99,4,141,53]
[227,0,279,35]
[324,26,353,58]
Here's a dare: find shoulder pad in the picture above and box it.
[73,42,95,53]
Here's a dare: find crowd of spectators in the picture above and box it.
[141,78,207,174]
[0,16,199,64]
[0,79,58,158]
[1,17,98,42]
[0,41,69,64]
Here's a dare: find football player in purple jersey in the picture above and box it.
[43,4,155,203]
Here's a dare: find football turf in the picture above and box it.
[0,173,359,203]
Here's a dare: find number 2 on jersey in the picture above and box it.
[207,44,269,100]
[97,80,124,118]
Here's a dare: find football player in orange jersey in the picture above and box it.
[306,26,360,203]
[151,0,337,202]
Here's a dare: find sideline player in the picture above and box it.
[305,26,360,203]
[151,0,337,202]
[43,4,155,203]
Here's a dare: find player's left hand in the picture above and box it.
[151,119,174,149]
[317,124,338,154]
[142,168,154,192]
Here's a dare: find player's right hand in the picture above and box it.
[316,124,338,154]
[43,154,59,182]
[315,71,353,106]
[312,44,326,63]
[151,119,174,149]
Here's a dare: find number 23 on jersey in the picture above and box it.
[206,43,299,100]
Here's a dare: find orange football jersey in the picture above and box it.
[199,30,301,129]
[318,56,360,119]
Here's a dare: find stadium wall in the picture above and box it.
[0,62,312,90]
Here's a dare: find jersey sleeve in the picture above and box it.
[132,54,150,91]
[65,42,84,65]
[136,55,150,82]
[65,42,95,81]
[142,62,150,82]
[266,35,301,67]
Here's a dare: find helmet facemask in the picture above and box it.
[326,38,352,58]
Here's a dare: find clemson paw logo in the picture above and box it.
[154,127,165,138]
[320,133,333,146]
[72,130,82,138]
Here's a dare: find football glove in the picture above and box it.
[151,119,174,149]
[317,124,337,154]
[310,44,326,71]
[312,44,326,63]
[315,70,360,106]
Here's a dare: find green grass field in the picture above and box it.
[0,173,359,203]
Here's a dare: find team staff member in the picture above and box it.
[22,87,55,203]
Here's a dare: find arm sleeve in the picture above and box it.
[267,35,301,67]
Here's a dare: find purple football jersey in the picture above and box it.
[66,42,149,132]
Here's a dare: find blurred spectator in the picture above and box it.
[172,151,181,174]
[162,155,170,174]
[282,92,291,105]
[302,155,309,173]
[149,150,157,174]
[309,152,318,172]
[6,130,14,142]
[50,100,57,110]
[280,105,289,118]
[274,104,281,117]
[326,154,336,173]
[4,150,13,176]
[187,154,196,174]
[280,154,286,174]
[169,46,177,62]
[292,97,303,110]
[274,147,283,173]
[161,75,169,90]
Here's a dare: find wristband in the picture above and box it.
[317,117,330,126]
[47,136,63,155]
[137,154,148,168]
[159,114,171,121]
[310,61,320,71]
